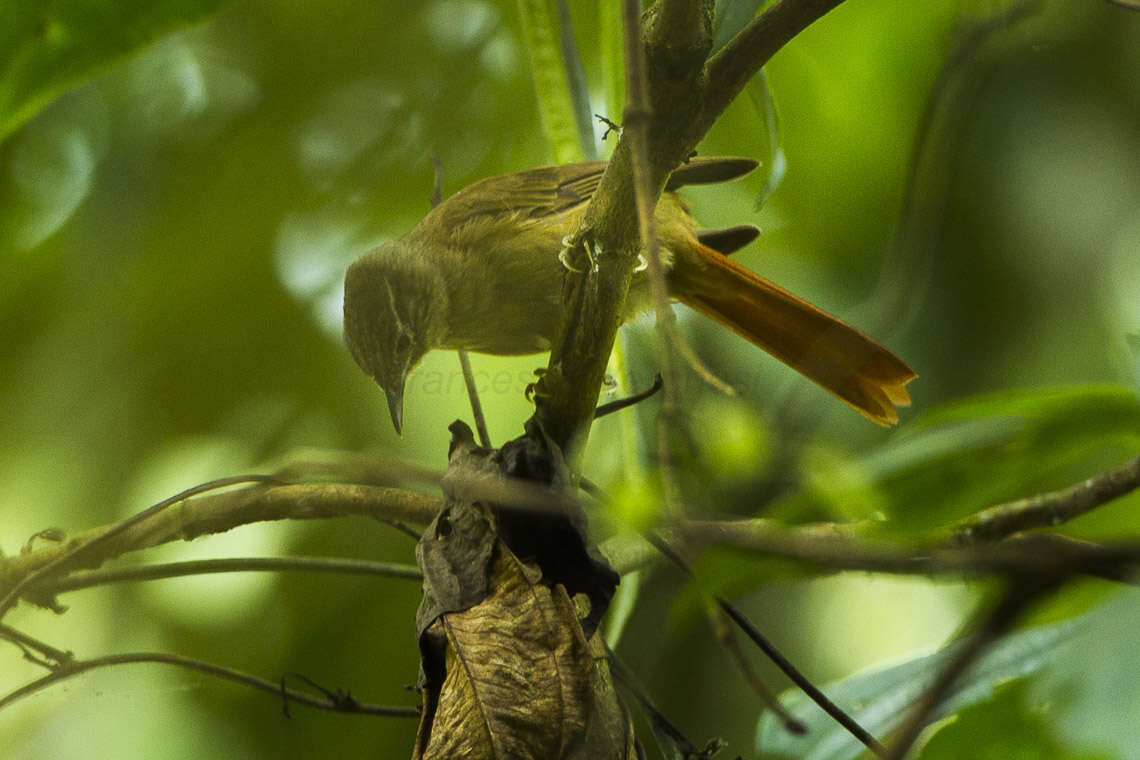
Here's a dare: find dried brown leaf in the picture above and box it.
[414,546,636,759]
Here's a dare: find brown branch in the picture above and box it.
[699,0,847,137]
[646,532,886,755]
[38,556,423,596]
[0,474,280,618]
[457,349,492,448]
[2,482,442,612]
[597,512,1140,588]
[0,651,419,718]
[532,0,855,455]
[679,518,1140,581]
[947,452,1140,546]
[533,0,715,453]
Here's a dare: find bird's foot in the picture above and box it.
[525,368,550,403]
[558,235,602,275]
[558,235,583,272]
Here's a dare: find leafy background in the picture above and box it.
[1,0,1138,757]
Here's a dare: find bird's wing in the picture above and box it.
[423,162,608,231]
[419,156,760,234]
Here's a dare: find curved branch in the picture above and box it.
[40,556,423,596]
[0,651,419,718]
[1,475,280,618]
[699,0,846,135]
[2,482,442,613]
[678,519,1140,580]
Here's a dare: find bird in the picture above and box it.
[343,157,916,434]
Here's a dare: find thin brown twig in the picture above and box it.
[430,157,492,450]
[608,646,724,757]
[457,349,492,448]
[646,532,886,755]
[0,474,282,618]
[593,373,664,418]
[0,651,419,718]
[268,446,445,487]
[3,482,442,612]
[669,331,737,396]
[703,600,806,735]
[603,442,1140,580]
[621,0,685,522]
[37,556,423,596]
[0,623,74,666]
[679,519,1140,581]
[716,597,887,756]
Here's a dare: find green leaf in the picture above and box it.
[764,385,1140,532]
[0,0,230,144]
[1031,592,1140,760]
[746,69,786,209]
[756,616,1086,760]
[514,0,585,163]
[919,680,1108,760]
[909,384,1140,431]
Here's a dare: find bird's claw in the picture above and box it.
[525,382,552,403]
[558,235,583,272]
[525,368,550,403]
[558,236,602,275]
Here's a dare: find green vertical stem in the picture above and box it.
[516,0,585,163]
[554,0,597,160]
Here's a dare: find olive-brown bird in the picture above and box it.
[344,157,916,434]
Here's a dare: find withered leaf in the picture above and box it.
[413,545,637,759]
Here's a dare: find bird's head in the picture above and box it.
[343,242,448,434]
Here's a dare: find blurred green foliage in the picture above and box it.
[0,0,229,143]
[1,0,1139,758]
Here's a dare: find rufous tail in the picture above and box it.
[670,242,917,425]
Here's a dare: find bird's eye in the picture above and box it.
[395,332,412,354]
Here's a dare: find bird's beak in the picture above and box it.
[385,381,405,436]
